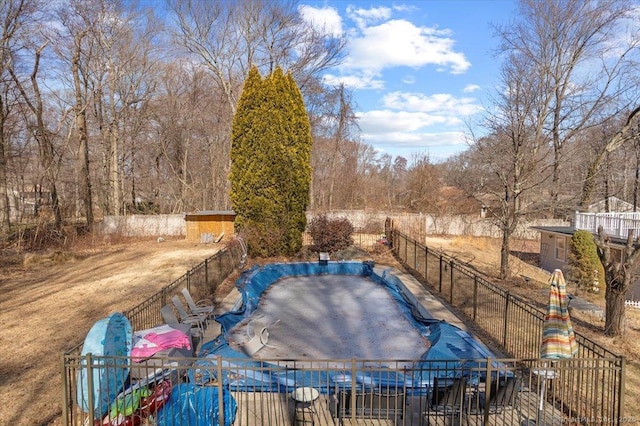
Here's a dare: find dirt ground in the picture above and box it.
[0,236,225,426]
[1,234,638,425]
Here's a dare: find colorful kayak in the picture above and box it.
[97,380,173,426]
[77,312,132,419]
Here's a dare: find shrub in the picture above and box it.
[230,66,311,257]
[307,215,354,253]
[568,230,605,293]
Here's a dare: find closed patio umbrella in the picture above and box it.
[532,269,578,425]
[540,269,578,359]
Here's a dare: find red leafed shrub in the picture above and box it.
[307,215,354,253]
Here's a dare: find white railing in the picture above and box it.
[625,300,640,309]
[574,211,640,240]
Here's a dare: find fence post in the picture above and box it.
[86,353,95,422]
[217,355,226,426]
[617,356,626,422]
[205,258,209,286]
[503,292,510,347]
[186,269,191,291]
[449,260,454,304]
[439,255,443,293]
[404,234,408,263]
[473,276,478,321]
[351,359,357,421]
[61,355,70,425]
[424,246,428,279]
[414,239,417,271]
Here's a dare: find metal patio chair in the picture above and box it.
[427,376,468,425]
[181,288,215,318]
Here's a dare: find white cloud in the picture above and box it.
[382,92,483,116]
[463,84,481,93]
[362,130,468,149]
[322,71,385,90]
[298,5,344,37]
[392,4,418,13]
[402,75,416,85]
[342,19,470,74]
[346,5,392,29]
[358,110,455,133]
[355,99,480,158]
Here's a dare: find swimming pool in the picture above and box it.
[193,261,500,393]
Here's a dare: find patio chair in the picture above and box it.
[470,376,521,415]
[427,377,468,424]
[181,288,215,317]
[159,304,203,337]
[239,320,271,356]
[335,385,405,421]
[168,297,207,337]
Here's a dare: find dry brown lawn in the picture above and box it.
[1,234,638,425]
[0,236,225,426]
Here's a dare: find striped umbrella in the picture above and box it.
[540,269,578,359]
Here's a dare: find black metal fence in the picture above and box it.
[122,237,247,332]
[62,354,621,426]
[387,226,625,422]
[60,228,626,425]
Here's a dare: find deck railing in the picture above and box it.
[574,211,640,240]
[61,228,626,425]
[62,353,623,426]
[386,224,625,422]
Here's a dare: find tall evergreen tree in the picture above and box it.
[230,66,312,256]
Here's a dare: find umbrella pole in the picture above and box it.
[533,363,557,425]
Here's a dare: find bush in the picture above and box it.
[568,230,605,293]
[307,215,354,253]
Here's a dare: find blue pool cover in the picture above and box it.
[197,261,501,393]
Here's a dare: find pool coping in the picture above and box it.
[210,263,478,347]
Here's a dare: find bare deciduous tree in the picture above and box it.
[496,0,639,217]
[595,226,640,336]
[10,41,65,227]
[579,107,640,208]
[0,0,39,233]
[474,53,551,279]
[405,152,441,213]
[169,0,347,208]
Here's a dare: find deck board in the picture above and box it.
[227,387,567,426]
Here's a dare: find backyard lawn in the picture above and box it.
[1,234,638,425]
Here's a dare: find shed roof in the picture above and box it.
[530,225,634,248]
[185,210,236,217]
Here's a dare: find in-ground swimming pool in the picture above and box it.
[192,261,500,392]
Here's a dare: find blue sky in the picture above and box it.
[299,1,517,162]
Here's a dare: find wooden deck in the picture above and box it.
[227,384,566,426]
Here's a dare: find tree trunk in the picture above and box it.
[110,123,120,215]
[109,73,121,216]
[0,110,10,233]
[31,44,62,228]
[500,227,511,279]
[72,36,93,227]
[604,282,627,336]
[595,227,640,336]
